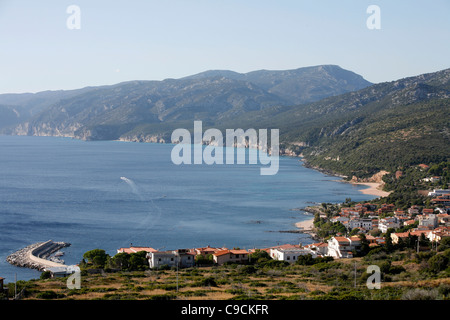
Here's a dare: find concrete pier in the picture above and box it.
[6,240,71,271]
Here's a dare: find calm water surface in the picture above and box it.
[0,136,375,281]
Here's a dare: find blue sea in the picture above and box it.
[0,135,375,282]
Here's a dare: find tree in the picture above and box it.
[83,249,108,268]
[384,230,394,252]
[419,233,430,248]
[438,238,450,252]
[108,252,130,270]
[129,251,148,270]
[358,234,370,256]
[249,249,271,265]
[296,254,315,266]
[195,254,214,265]
[428,254,449,273]
[407,234,418,249]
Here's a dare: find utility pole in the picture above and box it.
[176,252,179,292]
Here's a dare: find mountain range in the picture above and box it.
[226,68,450,177]
[0,65,371,140]
[1,64,449,178]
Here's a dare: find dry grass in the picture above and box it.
[20,258,450,300]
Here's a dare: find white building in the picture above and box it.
[304,243,328,256]
[347,218,373,231]
[331,216,350,223]
[269,247,317,263]
[428,189,450,197]
[418,214,438,228]
[146,249,195,269]
[327,236,361,259]
[147,251,177,269]
[427,227,450,243]
[379,217,400,233]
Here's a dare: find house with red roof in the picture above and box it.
[212,249,249,265]
[117,246,157,254]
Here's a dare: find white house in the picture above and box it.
[147,251,177,269]
[304,243,328,256]
[427,227,450,243]
[146,249,195,269]
[347,218,373,231]
[379,217,400,233]
[327,236,361,259]
[270,247,317,263]
[418,214,438,228]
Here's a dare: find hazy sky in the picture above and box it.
[0,0,449,93]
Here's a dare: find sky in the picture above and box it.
[0,0,449,93]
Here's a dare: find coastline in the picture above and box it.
[351,181,391,198]
[295,217,314,231]
[294,216,317,240]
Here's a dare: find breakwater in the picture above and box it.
[6,240,71,271]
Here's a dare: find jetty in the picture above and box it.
[6,240,71,271]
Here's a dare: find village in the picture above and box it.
[107,188,450,271]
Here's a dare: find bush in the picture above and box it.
[238,265,257,275]
[249,250,271,264]
[437,283,450,298]
[365,247,387,260]
[428,254,449,273]
[36,290,59,300]
[195,254,214,265]
[40,271,51,280]
[261,260,289,268]
[401,288,438,300]
[296,254,333,266]
[415,251,435,263]
[197,277,217,287]
[379,261,406,275]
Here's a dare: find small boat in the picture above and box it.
[54,251,65,257]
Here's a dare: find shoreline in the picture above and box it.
[295,217,314,231]
[300,159,391,198]
[294,216,317,240]
[351,181,391,198]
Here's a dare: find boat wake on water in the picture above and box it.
[120,176,162,244]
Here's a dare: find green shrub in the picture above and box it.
[195,276,217,287]
[36,290,60,299]
[428,254,449,273]
[238,265,257,274]
[40,271,51,280]
[437,283,450,298]
[401,288,438,300]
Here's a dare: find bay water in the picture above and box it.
[0,135,375,282]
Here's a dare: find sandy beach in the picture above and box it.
[353,182,391,197]
[295,217,315,231]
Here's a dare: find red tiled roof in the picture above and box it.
[118,247,157,254]
[213,249,248,257]
[334,237,350,244]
